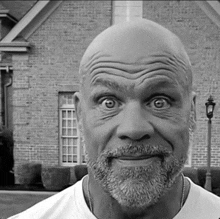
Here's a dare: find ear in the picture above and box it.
[190,91,196,131]
[73,92,83,131]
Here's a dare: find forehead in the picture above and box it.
[80,20,192,91]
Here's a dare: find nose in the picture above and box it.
[116,102,154,141]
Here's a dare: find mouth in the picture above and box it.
[112,155,162,167]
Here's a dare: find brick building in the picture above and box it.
[0,1,219,183]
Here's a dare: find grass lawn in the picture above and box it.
[0,192,55,218]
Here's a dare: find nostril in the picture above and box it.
[119,133,151,141]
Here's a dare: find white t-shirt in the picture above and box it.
[8,177,220,219]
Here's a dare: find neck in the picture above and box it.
[83,172,189,219]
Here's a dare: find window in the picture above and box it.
[59,93,85,166]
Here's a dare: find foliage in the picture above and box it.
[41,166,70,191]
[15,162,42,185]
[183,167,199,185]
[0,126,14,185]
[74,164,88,181]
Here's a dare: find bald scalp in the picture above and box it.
[79,18,192,91]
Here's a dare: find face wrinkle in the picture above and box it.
[81,52,191,95]
[78,19,193,218]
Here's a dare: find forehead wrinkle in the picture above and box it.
[81,55,186,80]
[137,75,180,89]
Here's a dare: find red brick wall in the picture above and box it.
[143,1,220,167]
[12,1,112,174]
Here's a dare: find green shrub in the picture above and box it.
[41,166,70,191]
[15,162,42,185]
[183,167,199,185]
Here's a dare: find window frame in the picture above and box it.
[58,92,85,166]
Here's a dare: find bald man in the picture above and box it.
[10,19,220,219]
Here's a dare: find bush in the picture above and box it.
[183,167,199,185]
[74,164,88,181]
[41,166,70,191]
[0,127,14,185]
[15,162,42,186]
[197,166,220,189]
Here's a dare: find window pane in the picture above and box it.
[73,146,77,154]
[68,146,73,154]
[67,120,72,127]
[72,128,77,136]
[73,138,77,146]
[73,120,77,127]
[63,155,67,162]
[68,128,72,136]
[62,119,67,127]
[68,155,73,162]
[68,110,72,118]
[73,155,77,162]
[62,128,67,136]
[62,111,66,118]
[72,110,76,117]
[62,147,67,154]
[68,138,73,146]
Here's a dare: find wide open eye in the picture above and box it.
[101,98,117,109]
[150,98,171,109]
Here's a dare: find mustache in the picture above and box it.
[100,143,172,160]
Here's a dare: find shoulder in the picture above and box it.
[8,179,84,219]
[178,178,220,219]
[190,179,220,207]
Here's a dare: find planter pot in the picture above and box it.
[15,162,42,185]
[41,166,70,191]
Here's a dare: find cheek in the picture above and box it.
[166,122,189,156]
[154,115,190,154]
[81,110,111,159]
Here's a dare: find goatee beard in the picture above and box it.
[86,143,187,212]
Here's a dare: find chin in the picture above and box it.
[87,145,187,213]
[109,165,168,208]
[88,152,186,209]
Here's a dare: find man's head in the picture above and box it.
[74,18,195,213]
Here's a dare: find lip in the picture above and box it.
[112,155,161,167]
[117,155,158,160]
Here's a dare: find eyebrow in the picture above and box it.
[92,78,131,93]
[91,77,181,96]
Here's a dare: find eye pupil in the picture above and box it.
[104,99,115,108]
[154,99,165,108]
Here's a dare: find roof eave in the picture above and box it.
[0,10,17,23]
[196,1,220,28]
[0,0,62,44]
[0,42,31,52]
